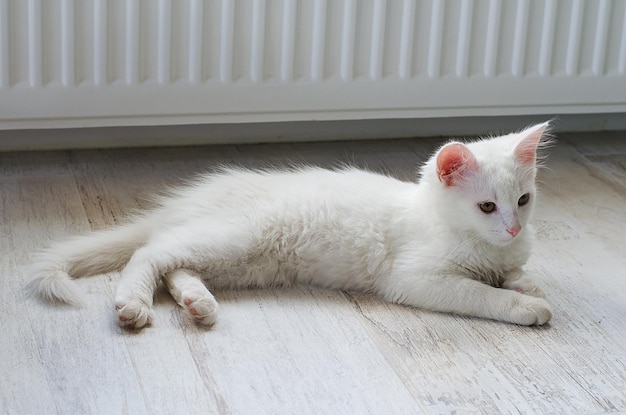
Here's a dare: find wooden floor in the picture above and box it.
[2,131,625,415]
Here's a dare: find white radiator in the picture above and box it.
[1,0,625,130]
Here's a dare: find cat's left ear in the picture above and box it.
[514,122,550,165]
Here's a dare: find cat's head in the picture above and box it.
[425,122,551,246]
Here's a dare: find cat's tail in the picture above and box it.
[26,220,150,306]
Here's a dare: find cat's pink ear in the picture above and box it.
[436,143,478,186]
[514,122,550,165]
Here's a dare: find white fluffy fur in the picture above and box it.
[27,123,553,328]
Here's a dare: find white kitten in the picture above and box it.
[28,122,553,329]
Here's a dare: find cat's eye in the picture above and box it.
[518,193,530,206]
[479,202,496,213]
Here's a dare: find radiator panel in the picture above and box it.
[1,0,625,129]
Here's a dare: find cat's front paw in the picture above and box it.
[114,298,154,329]
[181,294,219,326]
[510,296,552,326]
[502,276,545,298]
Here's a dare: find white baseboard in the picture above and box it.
[1,113,624,152]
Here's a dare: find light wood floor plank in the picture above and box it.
[2,175,150,414]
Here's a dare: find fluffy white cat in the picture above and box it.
[28,122,553,329]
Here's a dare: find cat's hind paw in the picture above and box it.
[162,269,218,326]
[180,293,219,326]
[510,296,552,326]
[115,299,154,329]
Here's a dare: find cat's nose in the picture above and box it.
[506,225,521,237]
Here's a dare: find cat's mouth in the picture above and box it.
[489,231,521,246]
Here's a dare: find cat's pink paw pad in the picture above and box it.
[180,295,218,326]
[114,299,154,329]
[183,299,201,317]
[502,277,545,298]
